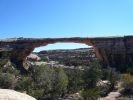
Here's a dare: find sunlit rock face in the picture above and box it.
[0,89,36,100]
[27,53,41,61]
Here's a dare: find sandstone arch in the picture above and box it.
[0,36,133,73]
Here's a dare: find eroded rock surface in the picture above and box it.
[0,89,36,100]
[0,36,133,73]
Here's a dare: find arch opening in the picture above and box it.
[34,43,90,52]
[32,43,95,67]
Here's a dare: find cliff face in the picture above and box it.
[0,36,133,73]
[93,36,133,71]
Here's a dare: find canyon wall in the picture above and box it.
[0,36,133,73]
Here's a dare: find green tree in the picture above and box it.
[0,73,15,89]
[66,68,84,93]
[108,68,119,90]
[30,65,68,99]
[15,76,33,93]
[99,67,120,96]
[30,65,54,99]
[51,68,68,99]
[83,61,102,88]
[81,88,100,100]
[81,61,102,100]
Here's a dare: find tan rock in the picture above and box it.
[0,89,36,100]
[1,36,133,73]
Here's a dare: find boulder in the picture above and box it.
[27,53,41,61]
[0,89,36,100]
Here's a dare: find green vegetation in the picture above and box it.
[80,61,102,100]
[120,74,133,95]
[0,52,122,100]
[66,68,84,93]
[0,58,121,100]
[81,88,100,100]
[116,73,133,99]
[0,59,69,99]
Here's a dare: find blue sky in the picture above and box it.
[0,0,133,51]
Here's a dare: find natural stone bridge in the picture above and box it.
[0,36,133,73]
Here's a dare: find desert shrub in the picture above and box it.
[81,61,102,99]
[66,68,84,93]
[30,65,68,99]
[51,68,68,99]
[98,80,112,97]
[107,68,120,90]
[0,59,21,89]
[126,67,133,75]
[0,51,11,59]
[80,88,100,100]
[0,73,15,89]
[30,65,54,99]
[121,74,133,95]
[122,74,133,89]
[0,58,20,76]
[0,59,8,67]
[100,67,120,95]
[30,89,45,100]
[83,61,102,88]
[41,56,49,62]
[15,76,33,92]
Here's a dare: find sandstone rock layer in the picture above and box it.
[0,36,133,73]
[0,89,36,100]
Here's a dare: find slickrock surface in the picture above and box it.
[100,92,121,100]
[0,89,36,100]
